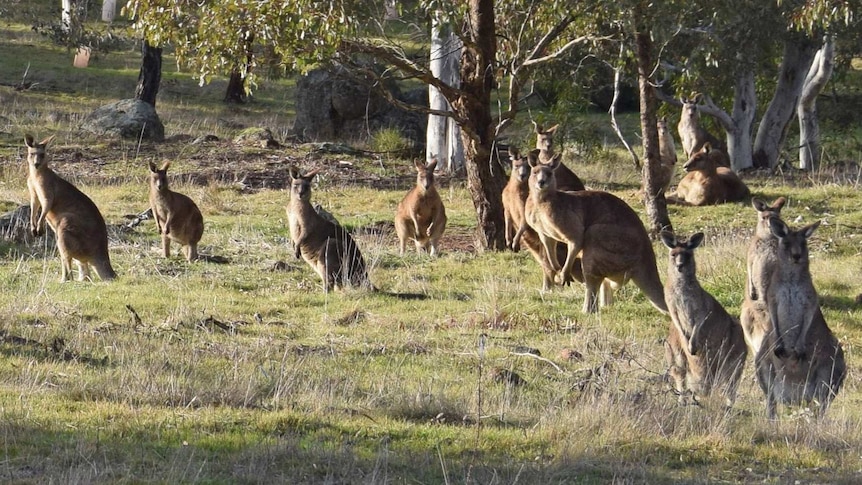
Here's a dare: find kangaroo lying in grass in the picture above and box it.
[25,134,116,281]
[148,161,204,262]
[395,159,447,257]
[741,197,786,354]
[667,143,749,206]
[503,148,583,290]
[677,93,726,159]
[661,232,747,408]
[287,166,371,292]
[533,122,585,191]
[516,153,667,314]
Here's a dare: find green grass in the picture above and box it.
[2,15,862,485]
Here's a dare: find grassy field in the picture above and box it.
[1,18,862,485]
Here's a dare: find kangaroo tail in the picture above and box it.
[95,260,117,281]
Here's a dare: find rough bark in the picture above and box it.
[135,40,162,107]
[728,67,757,171]
[454,0,507,250]
[752,34,818,169]
[798,36,834,171]
[225,70,247,104]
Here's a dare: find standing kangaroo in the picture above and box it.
[287,166,371,292]
[394,159,447,256]
[677,93,726,158]
[661,232,747,407]
[503,148,583,290]
[656,117,678,193]
[25,134,116,281]
[667,143,748,206]
[741,197,786,354]
[533,122,585,191]
[148,161,204,262]
[516,154,667,314]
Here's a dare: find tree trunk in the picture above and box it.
[102,0,116,22]
[135,40,162,107]
[635,13,671,237]
[752,34,818,168]
[61,0,73,33]
[454,0,507,251]
[444,31,464,173]
[728,67,756,171]
[225,69,247,103]
[798,36,834,171]
[427,15,449,164]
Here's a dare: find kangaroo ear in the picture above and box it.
[288,166,300,180]
[773,197,787,210]
[533,120,542,134]
[688,232,705,249]
[768,216,789,239]
[660,231,677,249]
[24,134,35,148]
[751,198,767,211]
[413,158,425,171]
[548,153,562,170]
[148,161,157,173]
[680,96,688,105]
[508,146,520,159]
[545,124,559,135]
[427,159,438,171]
[693,93,703,103]
[160,161,171,171]
[527,150,540,168]
[702,142,712,153]
[305,168,320,180]
[40,135,55,146]
[802,220,821,239]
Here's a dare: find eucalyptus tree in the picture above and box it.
[123,0,592,250]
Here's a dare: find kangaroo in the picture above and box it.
[516,154,667,314]
[661,232,747,407]
[25,134,116,282]
[667,143,749,206]
[742,197,786,353]
[766,217,821,361]
[752,301,846,419]
[148,161,204,262]
[677,93,726,158]
[287,166,371,292]
[656,117,678,193]
[532,122,585,191]
[503,148,584,290]
[394,159,447,256]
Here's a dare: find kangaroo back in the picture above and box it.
[287,166,371,292]
[661,231,747,406]
[394,159,447,256]
[148,161,205,261]
[25,134,115,281]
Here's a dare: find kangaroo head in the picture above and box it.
[769,217,820,265]
[528,152,560,193]
[149,161,171,191]
[414,158,437,191]
[661,231,704,273]
[24,134,55,170]
[507,147,530,182]
[534,123,558,152]
[289,166,320,201]
[682,143,716,172]
[680,94,701,121]
[752,196,786,238]
[657,117,670,136]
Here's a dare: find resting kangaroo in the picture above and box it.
[503,148,583,290]
[741,197,786,354]
[667,143,749,206]
[532,122,585,191]
[148,161,204,262]
[516,154,667,314]
[287,166,371,292]
[394,159,447,256]
[661,232,747,407]
[678,93,726,158]
[25,134,116,281]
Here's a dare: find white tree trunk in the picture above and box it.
[61,0,72,32]
[752,35,818,168]
[102,0,116,22]
[798,36,834,171]
[427,14,463,173]
[728,67,756,171]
